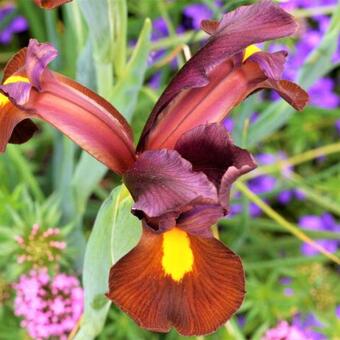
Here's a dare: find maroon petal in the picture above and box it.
[138,0,297,151]
[175,123,256,210]
[34,0,72,9]
[177,204,224,238]
[123,150,218,225]
[262,79,309,111]
[0,40,136,174]
[248,50,288,80]
[25,39,58,90]
[9,119,38,145]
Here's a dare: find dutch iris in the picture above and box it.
[0,0,308,335]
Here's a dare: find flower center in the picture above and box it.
[161,227,194,282]
[0,75,30,107]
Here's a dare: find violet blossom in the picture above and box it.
[14,268,83,340]
[0,4,28,45]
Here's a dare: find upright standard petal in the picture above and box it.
[123,149,218,229]
[107,228,244,336]
[138,0,297,151]
[0,40,135,174]
[175,123,256,209]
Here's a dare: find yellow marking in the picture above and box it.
[0,75,30,107]
[243,45,261,61]
[161,227,194,282]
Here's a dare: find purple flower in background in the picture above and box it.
[14,268,83,340]
[335,120,340,135]
[299,213,340,256]
[183,3,213,30]
[263,320,308,340]
[308,78,340,109]
[231,152,304,217]
[292,313,326,340]
[264,314,326,340]
[0,4,28,45]
[336,305,340,319]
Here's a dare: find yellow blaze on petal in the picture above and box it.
[0,76,30,107]
[243,45,262,62]
[161,227,194,282]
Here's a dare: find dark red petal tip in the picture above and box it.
[34,0,72,9]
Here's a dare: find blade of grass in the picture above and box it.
[235,181,340,265]
[243,142,340,180]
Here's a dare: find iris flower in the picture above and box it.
[0,1,308,335]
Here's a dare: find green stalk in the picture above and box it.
[235,181,340,265]
[7,146,44,202]
[244,142,340,180]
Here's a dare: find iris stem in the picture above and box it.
[293,5,337,18]
[288,172,340,217]
[245,251,340,270]
[157,0,185,67]
[7,146,44,202]
[243,142,340,180]
[235,181,340,265]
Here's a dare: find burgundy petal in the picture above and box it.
[175,123,256,210]
[262,79,309,111]
[138,0,297,151]
[177,204,224,238]
[123,149,218,225]
[25,39,58,90]
[0,40,136,174]
[34,0,72,9]
[219,148,257,210]
[248,50,288,80]
[9,119,38,145]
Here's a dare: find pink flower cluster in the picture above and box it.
[14,268,83,340]
[263,321,311,340]
[15,223,66,267]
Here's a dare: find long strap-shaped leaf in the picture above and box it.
[73,185,141,340]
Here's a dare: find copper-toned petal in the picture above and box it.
[175,123,256,210]
[138,0,297,151]
[248,50,288,80]
[34,0,72,9]
[124,149,218,225]
[54,73,133,141]
[200,19,219,35]
[0,40,136,174]
[2,48,27,82]
[263,79,309,111]
[107,228,245,336]
[28,76,135,174]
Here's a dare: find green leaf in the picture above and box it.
[110,18,152,121]
[74,185,141,340]
[77,0,114,63]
